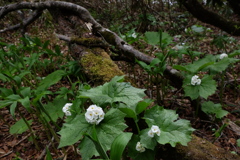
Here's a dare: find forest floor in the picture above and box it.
[0,5,240,160]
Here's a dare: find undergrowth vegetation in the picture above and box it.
[1,0,240,160]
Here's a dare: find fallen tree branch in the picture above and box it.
[0,9,43,33]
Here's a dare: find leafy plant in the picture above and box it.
[56,76,195,160]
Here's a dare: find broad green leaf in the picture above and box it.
[229,50,240,57]
[145,32,160,45]
[135,99,153,115]
[42,98,67,122]
[80,76,145,106]
[198,76,217,99]
[118,107,137,119]
[201,101,228,118]
[0,73,9,82]
[110,132,132,160]
[183,75,217,100]
[37,70,67,92]
[79,136,99,160]
[10,118,33,134]
[127,134,155,160]
[173,65,191,72]
[86,126,109,159]
[206,57,239,74]
[0,88,13,97]
[58,114,91,148]
[140,129,157,150]
[0,99,14,108]
[79,108,127,160]
[18,96,31,112]
[143,106,195,147]
[20,87,31,98]
[184,55,214,73]
[7,94,21,101]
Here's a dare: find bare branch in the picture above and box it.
[0,9,43,33]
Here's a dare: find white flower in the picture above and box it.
[62,103,72,116]
[136,142,145,152]
[191,75,201,86]
[85,105,105,125]
[148,130,154,137]
[219,53,228,59]
[131,32,137,38]
[148,125,161,138]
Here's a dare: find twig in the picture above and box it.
[37,137,54,160]
[0,150,13,159]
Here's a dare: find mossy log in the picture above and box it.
[173,135,240,160]
[80,48,124,84]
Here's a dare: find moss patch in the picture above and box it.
[80,48,124,85]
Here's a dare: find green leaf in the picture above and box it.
[110,132,132,160]
[80,76,145,106]
[18,96,31,112]
[10,118,33,134]
[79,108,127,160]
[20,87,31,97]
[140,129,157,150]
[143,106,195,147]
[145,32,160,45]
[46,147,53,160]
[173,65,191,72]
[58,114,91,148]
[0,73,9,82]
[127,135,155,160]
[10,101,17,118]
[86,125,109,159]
[135,99,153,115]
[119,107,137,119]
[237,139,240,147]
[199,76,217,99]
[36,70,66,92]
[183,75,217,100]
[42,98,67,122]
[201,101,228,118]
[206,57,239,74]
[79,136,99,160]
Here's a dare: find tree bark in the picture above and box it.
[179,0,240,36]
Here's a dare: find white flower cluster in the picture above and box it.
[148,125,161,138]
[85,105,105,125]
[191,75,201,86]
[219,53,228,59]
[62,103,72,116]
[131,32,137,38]
[136,142,145,152]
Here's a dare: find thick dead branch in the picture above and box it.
[180,0,240,36]
[0,9,43,33]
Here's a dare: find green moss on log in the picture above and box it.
[80,48,124,84]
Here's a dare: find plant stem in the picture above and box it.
[134,119,141,135]
[17,108,40,150]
